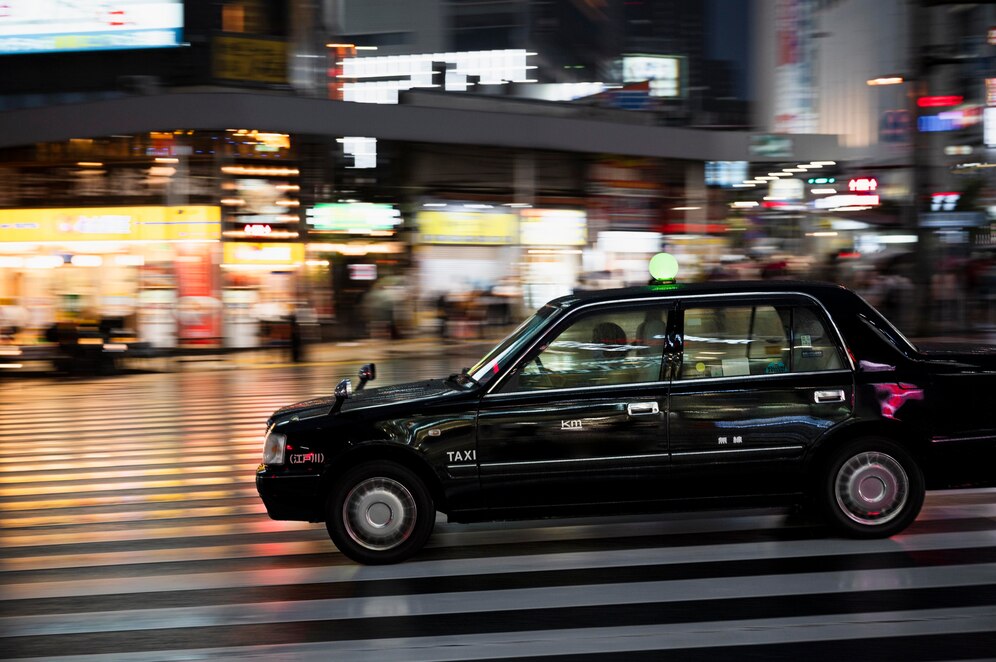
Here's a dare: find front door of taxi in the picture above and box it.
[476,302,674,512]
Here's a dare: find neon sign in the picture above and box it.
[931,193,960,212]
[848,178,878,193]
[243,224,272,236]
[917,96,963,108]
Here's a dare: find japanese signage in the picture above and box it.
[588,157,664,232]
[519,209,587,246]
[0,206,220,243]
[417,210,517,245]
[222,242,304,265]
[848,178,878,193]
[213,35,288,85]
[773,0,817,133]
[306,203,401,234]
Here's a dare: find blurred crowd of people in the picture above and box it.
[3,248,994,370]
[699,247,996,335]
[360,277,524,342]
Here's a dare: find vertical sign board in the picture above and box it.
[773,0,817,133]
[175,243,221,344]
[985,108,996,148]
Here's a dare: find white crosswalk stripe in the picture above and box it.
[2,367,995,661]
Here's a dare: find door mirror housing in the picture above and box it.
[332,378,352,414]
[356,363,376,391]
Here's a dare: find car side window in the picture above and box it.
[680,303,843,379]
[791,307,845,372]
[500,306,668,392]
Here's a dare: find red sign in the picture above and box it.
[175,243,221,344]
[989,26,996,46]
[917,95,964,108]
[987,79,996,107]
[848,177,878,193]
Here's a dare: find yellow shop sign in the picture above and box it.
[223,242,304,265]
[0,206,221,243]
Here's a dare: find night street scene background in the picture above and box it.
[1,0,995,659]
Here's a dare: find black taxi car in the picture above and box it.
[257,280,996,564]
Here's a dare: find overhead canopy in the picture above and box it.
[0,90,851,163]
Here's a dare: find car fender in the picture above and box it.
[320,440,450,512]
[803,417,931,481]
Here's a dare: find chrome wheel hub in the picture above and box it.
[835,451,908,526]
[343,477,417,551]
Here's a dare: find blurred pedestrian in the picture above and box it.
[288,313,303,363]
[436,293,450,339]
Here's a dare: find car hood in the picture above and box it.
[269,379,459,424]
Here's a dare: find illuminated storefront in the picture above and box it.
[519,208,587,308]
[0,205,221,347]
[414,203,588,308]
[304,202,407,335]
[415,203,520,296]
[220,242,305,347]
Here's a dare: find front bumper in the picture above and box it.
[256,470,325,522]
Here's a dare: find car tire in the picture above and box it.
[326,461,435,565]
[819,437,924,538]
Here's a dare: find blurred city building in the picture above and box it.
[753,0,996,333]
[0,1,991,360]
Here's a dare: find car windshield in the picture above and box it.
[467,305,556,387]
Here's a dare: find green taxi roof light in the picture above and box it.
[649,252,679,282]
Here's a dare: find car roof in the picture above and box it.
[549,280,850,309]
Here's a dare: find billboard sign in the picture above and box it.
[705,161,749,188]
[0,205,219,242]
[750,134,793,158]
[622,55,682,98]
[0,1,184,55]
[306,203,401,234]
[213,35,286,85]
[519,209,587,246]
[417,209,517,245]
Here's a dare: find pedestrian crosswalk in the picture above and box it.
[1,367,995,660]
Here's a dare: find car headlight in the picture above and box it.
[262,431,288,465]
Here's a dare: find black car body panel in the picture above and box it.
[257,281,996,530]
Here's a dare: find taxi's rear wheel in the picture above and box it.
[819,438,924,538]
[326,461,434,564]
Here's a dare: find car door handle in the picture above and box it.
[627,402,660,416]
[814,389,845,403]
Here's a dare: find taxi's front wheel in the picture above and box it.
[819,438,924,538]
[326,461,435,564]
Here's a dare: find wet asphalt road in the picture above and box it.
[1,356,995,661]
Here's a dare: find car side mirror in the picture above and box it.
[356,363,376,391]
[331,378,352,414]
